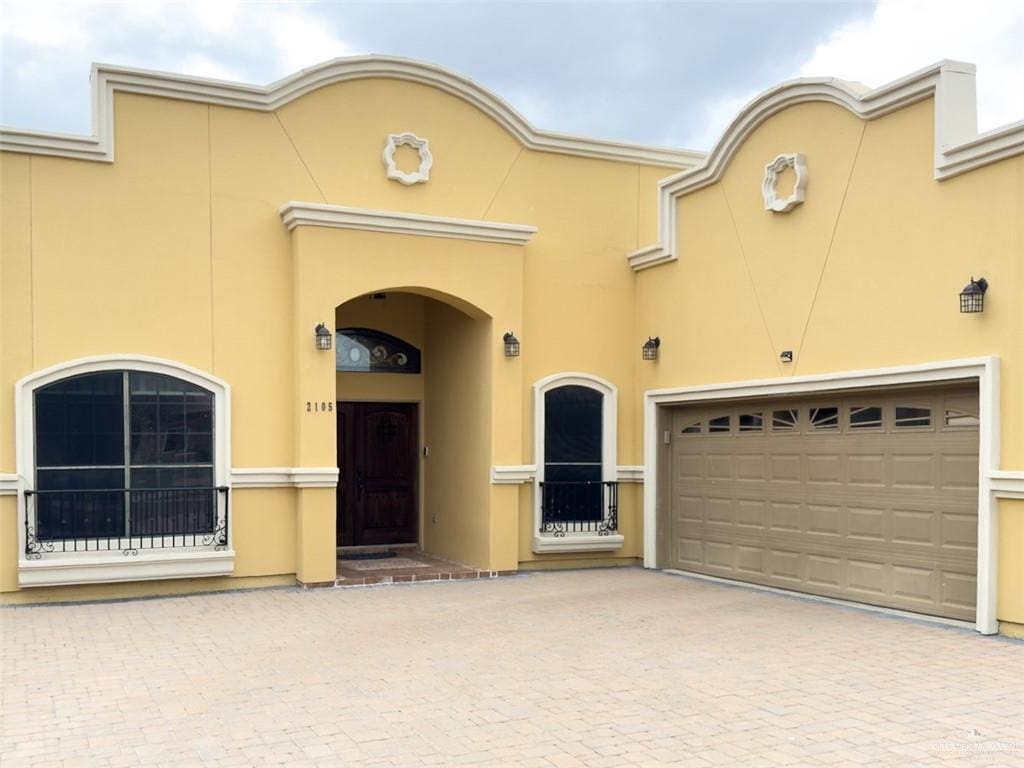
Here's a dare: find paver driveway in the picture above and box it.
[2,568,1022,767]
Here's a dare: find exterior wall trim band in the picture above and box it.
[280,202,537,245]
[231,467,339,489]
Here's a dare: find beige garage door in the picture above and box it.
[667,384,979,620]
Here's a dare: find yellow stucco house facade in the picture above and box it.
[1,56,1022,637]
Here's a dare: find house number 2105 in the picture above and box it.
[306,401,333,413]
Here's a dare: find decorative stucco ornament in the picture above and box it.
[382,132,433,185]
[762,153,808,212]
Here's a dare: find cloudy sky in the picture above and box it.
[1,0,1021,151]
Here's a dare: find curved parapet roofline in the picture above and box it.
[629,59,1024,271]
[0,54,705,168]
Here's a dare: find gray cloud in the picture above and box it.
[0,1,874,150]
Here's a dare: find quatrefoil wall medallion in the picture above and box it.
[382,132,433,185]
[762,153,808,213]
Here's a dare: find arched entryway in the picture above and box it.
[333,288,493,569]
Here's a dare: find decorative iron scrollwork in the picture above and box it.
[336,328,421,374]
[538,481,619,536]
[24,525,54,560]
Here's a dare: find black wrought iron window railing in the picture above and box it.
[23,487,229,558]
[539,480,618,536]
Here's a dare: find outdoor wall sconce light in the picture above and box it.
[959,277,988,313]
[503,332,520,357]
[642,336,661,361]
[314,322,333,351]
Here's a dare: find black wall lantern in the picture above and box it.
[314,322,333,351]
[959,277,988,313]
[503,331,520,357]
[642,336,661,361]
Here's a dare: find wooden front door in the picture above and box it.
[337,402,418,546]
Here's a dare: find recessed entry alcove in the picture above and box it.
[333,289,492,569]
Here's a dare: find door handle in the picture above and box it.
[356,468,365,497]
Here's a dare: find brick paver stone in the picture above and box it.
[1,569,1022,767]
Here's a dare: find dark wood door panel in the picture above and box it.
[337,402,418,546]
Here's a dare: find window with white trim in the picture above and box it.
[31,370,218,543]
[23,365,229,563]
[532,373,621,552]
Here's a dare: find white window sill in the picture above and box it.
[532,533,624,554]
[18,549,235,587]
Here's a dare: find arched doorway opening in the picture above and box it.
[333,288,493,567]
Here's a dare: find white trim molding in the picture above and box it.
[641,357,1000,635]
[490,465,537,484]
[616,465,645,483]
[629,60,1024,271]
[0,56,703,168]
[762,153,807,212]
[280,202,537,245]
[0,473,18,496]
[231,467,339,489]
[17,549,235,588]
[532,372,624,554]
[383,132,433,185]
[14,355,233,587]
[990,471,1024,500]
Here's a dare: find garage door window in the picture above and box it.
[945,408,979,427]
[810,406,839,430]
[709,415,731,433]
[680,419,702,435]
[738,412,764,432]
[849,406,883,430]
[895,406,931,428]
[772,409,798,432]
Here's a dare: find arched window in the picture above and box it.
[532,373,622,553]
[32,370,217,543]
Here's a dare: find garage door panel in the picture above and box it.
[705,541,735,570]
[940,454,978,489]
[667,384,978,621]
[847,559,888,596]
[770,454,802,482]
[891,454,937,488]
[675,494,703,523]
[848,454,886,486]
[891,509,938,546]
[707,454,733,479]
[736,499,766,529]
[807,554,843,588]
[806,454,842,485]
[736,453,766,481]
[706,497,733,525]
[736,545,765,575]
[768,549,803,582]
[892,564,938,606]
[807,504,843,537]
[848,506,887,542]
[941,571,977,612]
[675,537,704,567]
[941,512,977,549]
[768,501,802,533]
[676,453,703,480]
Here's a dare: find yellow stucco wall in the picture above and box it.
[1,67,1021,631]
[998,499,1024,625]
